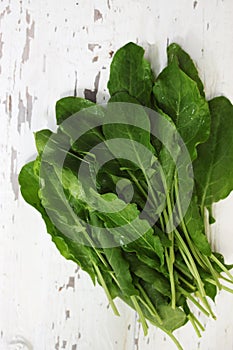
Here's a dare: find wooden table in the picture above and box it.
[1,0,233,349]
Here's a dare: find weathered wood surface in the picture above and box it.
[1,0,233,349]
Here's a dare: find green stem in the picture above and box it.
[174,173,224,291]
[189,312,205,332]
[174,174,207,270]
[178,247,196,280]
[162,330,184,350]
[210,254,233,282]
[178,275,196,291]
[160,211,177,308]
[206,278,233,294]
[136,283,163,325]
[179,287,210,317]
[159,213,165,231]
[165,248,176,309]
[131,295,148,336]
[175,230,205,296]
[164,195,177,309]
[174,261,194,280]
[93,263,120,316]
[202,256,222,290]
[149,319,184,350]
[127,170,148,200]
[196,291,216,319]
[175,233,215,318]
[220,275,233,284]
[188,314,202,338]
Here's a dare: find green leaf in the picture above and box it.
[103,103,165,216]
[204,281,217,301]
[132,264,171,297]
[34,129,52,154]
[19,161,98,282]
[198,268,217,301]
[107,42,154,106]
[103,102,155,153]
[155,226,172,248]
[109,91,141,104]
[212,252,233,273]
[167,43,205,96]
[194,96,233,208]
[140,280,169,308]
[94,192,155,246]
[136,280,187,331]
[19,161,42,210]
[123,229,166,273]
[104,247,139,296]
[183,196,211,256]
[153,61,210,160]
[56,97,94,124]
[52,235,98,283]
[39,162,90,244]
[157,304,187,332]
[89,212,138,296]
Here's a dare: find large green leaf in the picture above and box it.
[103,103,165,217]
[167,43,205,96]
[107,42,154,106]
[18,161,98,281]
[56,96,94,124]
[56,97,105,155]
[153,61,210,160]
[194,96,233,208]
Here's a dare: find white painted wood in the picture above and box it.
[1,0,233,349]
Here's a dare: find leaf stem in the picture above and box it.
[206,278,233,294]
[202,255,222,290]
[136,283,163,325]
[131,295,148,336]
[188,314,202,338]
[178,275,196,291]
[175,230,215,318]
[93,263,120,316]
[179,287,210,317]
[173,174,207,270]
[165,248,176,309]
[161,330,184,350]
[189,312,205,332]
[219,275,233,284]
[174,173,224,291]
[163,210,176,309]
[127,170,148,200]
[210,254,233,282]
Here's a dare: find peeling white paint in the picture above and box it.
[1,1,233,350]
[66,277,75,290]
[10,147,19,200]
[0,33,3,59]
[26,87,33,128]
[17,93,26,133]
[94,9,103,22]
[22,21,35,63]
